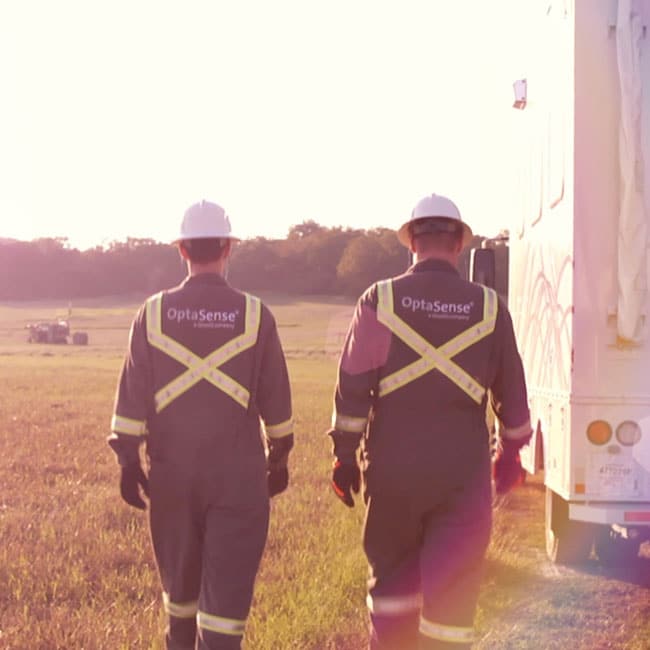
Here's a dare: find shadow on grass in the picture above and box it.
[538,539,650,589]
[575,554,650,589]
[477,555,649,649]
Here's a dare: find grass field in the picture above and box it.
[1,295,649,649]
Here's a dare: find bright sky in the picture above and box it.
[0,0,530,250]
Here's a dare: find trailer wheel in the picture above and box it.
[72,332,89,345]
[594,526,639,567]
[545,488,594,564]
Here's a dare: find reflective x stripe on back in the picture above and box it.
[146,292,261,412]
[376,280,497,403]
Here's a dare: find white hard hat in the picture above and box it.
[173,200,238,243]
[397,193,473,249]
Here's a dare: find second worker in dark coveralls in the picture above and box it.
[108,200,294,650]
[328,194,531,649]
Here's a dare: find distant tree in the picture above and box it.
[229,238,285,291]
[337,235,384,295]
[287,220,325,240]
[0,237,183,300]
[0,225,502,300]
[373,228,410,278]
[281,225,358,294]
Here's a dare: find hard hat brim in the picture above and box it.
[397,219,473,249]
[172,234,240,245]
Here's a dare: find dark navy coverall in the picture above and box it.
[331,258,530,650]
[109,273,293,650]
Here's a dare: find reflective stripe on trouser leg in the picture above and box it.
[148,461,202,650]
[197,611,246,636]
[419,469,492,650]
[363,494,422,650]
[419,618,475,646]
[161,594,199,650]
[163,592,199,619]
[197,501,270,650]
[367,592,421,650]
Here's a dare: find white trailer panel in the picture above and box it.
[507,0,650,563]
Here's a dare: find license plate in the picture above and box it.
[587,455,640,497]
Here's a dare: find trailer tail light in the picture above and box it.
[587,420,612,445]
[615,421,641,446]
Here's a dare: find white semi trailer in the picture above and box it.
[478,0,650,565]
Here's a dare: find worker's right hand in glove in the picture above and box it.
[119,462,149,510]
[493,438,525,496]
[332,460,360,508]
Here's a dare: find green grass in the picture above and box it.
[0,295,648,649]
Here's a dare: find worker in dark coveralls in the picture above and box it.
[328,193,531,649]
[108,200,294,650]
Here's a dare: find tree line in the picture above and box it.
[0,222,507,301]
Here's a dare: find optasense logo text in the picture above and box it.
[167,307,239,329]
[401,296,474,320]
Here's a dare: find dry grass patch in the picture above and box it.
[1,295,648,649]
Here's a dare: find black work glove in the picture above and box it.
[332,460,361,508]
[493,439,525,496]
[119,462,150,510]
[266,433,293,498]
[268,467,289,497]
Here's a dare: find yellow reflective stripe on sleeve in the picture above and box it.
[162,592,198,619]
[366,593,422,615]
[146,293,261,412]
[332,412,368,433]
[376,281,497,403]
[197,611,246,636]
[264,418,293,439]
[419,617,475,644]
[111,414,147,436]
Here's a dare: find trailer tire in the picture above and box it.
[72,332,89,345]
[545,487,594,565]
[594,526,639,567]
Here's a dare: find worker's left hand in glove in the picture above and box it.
[493,438,526,496]
[266,433,294,498]
[332,460,360,507]
[119,462,150,510]
[268,467,289,497]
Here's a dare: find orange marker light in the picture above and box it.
[586,420,612,445]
